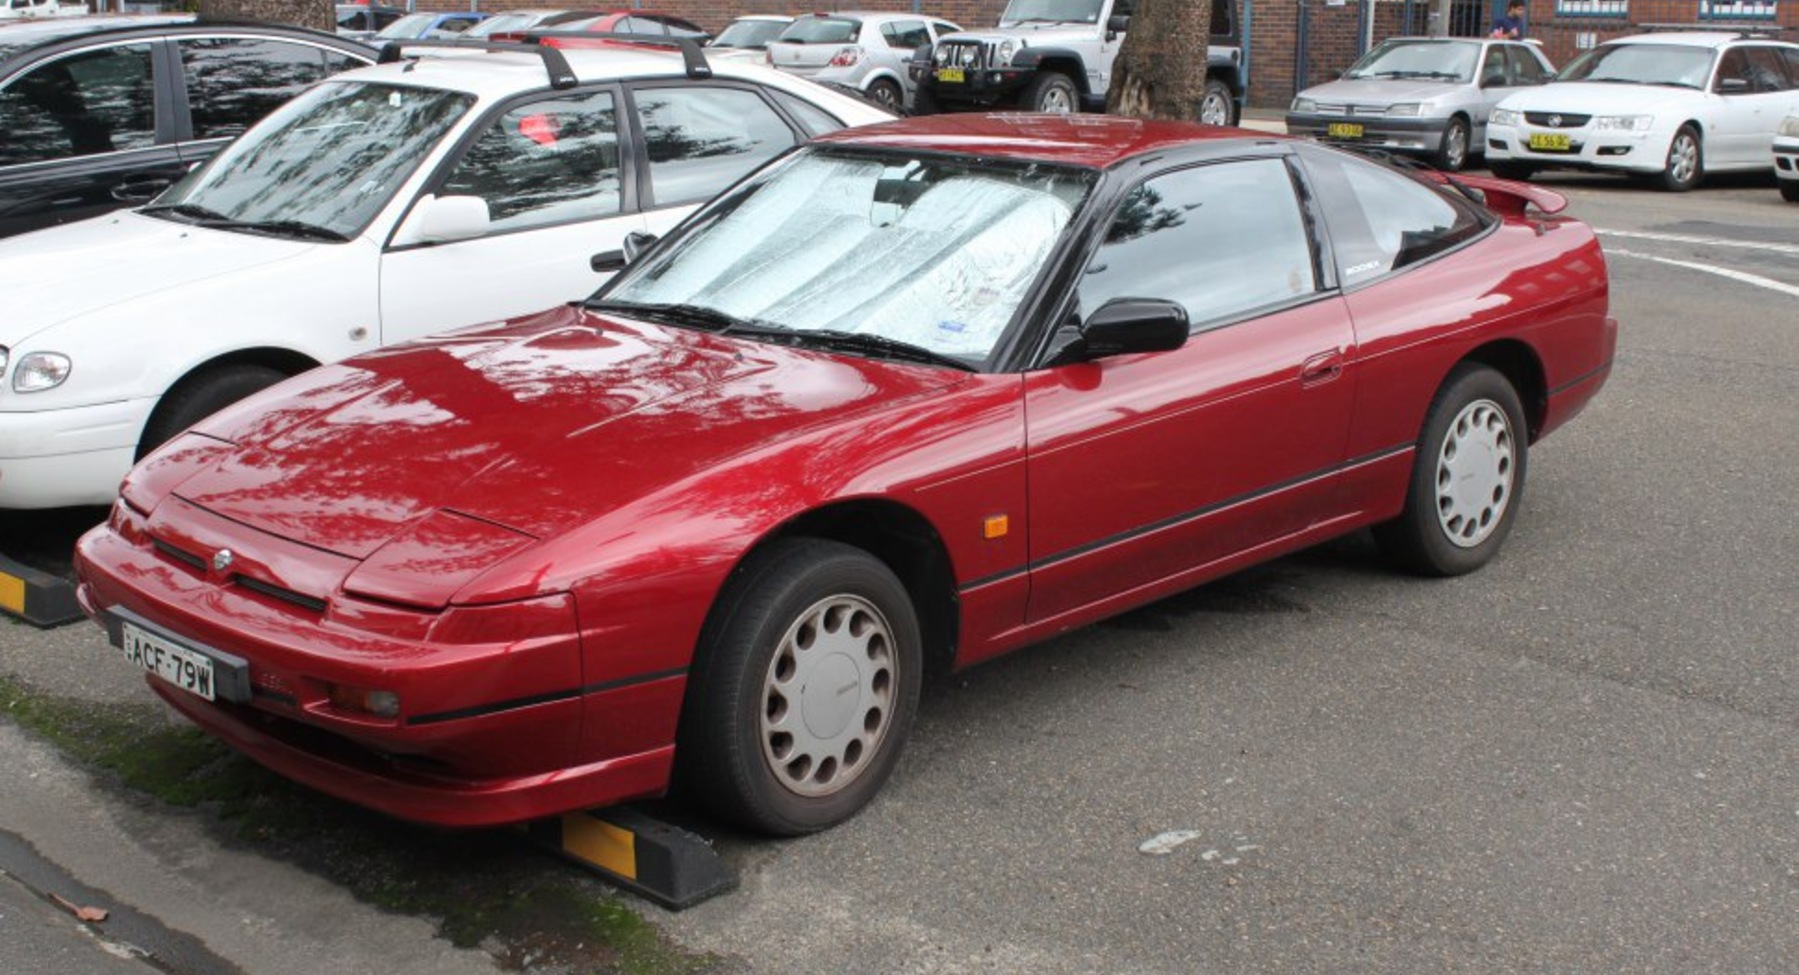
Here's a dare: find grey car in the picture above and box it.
[1285,37,1553,171]
[766,11,961,111]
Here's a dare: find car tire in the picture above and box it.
[1434,116,1470,172]
[911,81,938,116]
[1779,180,1799,203]
[678,538,923,835]
[1197,77,1235,126]
[1488,160,1535,181]
[1021,72,1078,114]
[137,364,286,460]
[865,77,903,111]
[1657,124,1702,192]
[1373,364,1528,577]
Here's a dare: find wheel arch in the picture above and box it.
[1458,339,1547,441]
[860,68,904,92]
[1032,56,1089,95]
[743,498,961,678]
[140,347,321,439]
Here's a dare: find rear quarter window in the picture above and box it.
[1297,145,1492,286]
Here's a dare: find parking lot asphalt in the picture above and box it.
[1,162,1795,974]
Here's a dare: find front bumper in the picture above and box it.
[1284,114,1451,155]
[1486,123,1665,174]
[1774,137,1799,183]
[74,502,684,828]
[0,396,154,508]
[914,63,1038,108]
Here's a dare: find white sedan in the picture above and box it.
[0,40,891,509]
[1486,32,1799,191]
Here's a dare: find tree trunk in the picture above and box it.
[197,0,335,33]
[1104,0,1213,120]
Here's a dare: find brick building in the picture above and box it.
[397,0,1797,109]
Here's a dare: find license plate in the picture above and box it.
[935,67,964,83]
[1326,122,1364,138]
[1528,133,1573,152]
[121,620,216,701]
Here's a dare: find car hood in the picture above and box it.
[167,305,969,561]
[0,211,315,348]
[1497,82,1699,114]
[945,23,1094,45]
[1297,77,1467,105]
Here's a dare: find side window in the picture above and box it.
[1715,49,1750,92]
[768,88,846,137]
[180,38,330,141]
[618,16,668,35]
[1506,46,1548,85]
[882,20,930,50]
[1743,47,1791,92]
[1080,158,1317,329]
[931,21,960,37]
[1481,46,1509,86]
[634,86,798,206]
[372,10,403,30]
[1783,48,1799,81]
[0,43,156,168]
[1300,147,1489,283]
[439,88,622,233]
[325,51,367,76]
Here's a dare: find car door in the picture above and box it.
[879,19,931,96]
[1481,43,1549,140]
[1022,155,1357,625]
[171,34,372,171]
[1708,47,1788,168]
[628,82,805,237]
[0,39,181,237]
[378,85,648,345]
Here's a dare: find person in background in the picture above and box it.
[1491,0,1526,39]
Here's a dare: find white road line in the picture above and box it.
[1606,247,1799,300]
[1596,228,1799,257]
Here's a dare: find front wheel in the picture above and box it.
[1020,72,1078,113]
[678,539,923,835]
[1488,160,1535,181]
[1779,179,1799,203]
[1657,124,1702,192]
[1434,116,1470,172]
[1374,364,1528,577]
[137,364,286,460]
[1197,78,1235,126]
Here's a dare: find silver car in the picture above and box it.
[766,11,961,111]
[1285,37,1554,171]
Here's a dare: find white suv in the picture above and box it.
[1487,32,1799,191]
[0,39,892,509]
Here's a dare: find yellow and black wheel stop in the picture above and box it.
[526,806,736,910]
[0,554,82,628]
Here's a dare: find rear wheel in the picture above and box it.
[1434,116,1470,172]
[1197,78,1234,126]
[678,539,923,835]
[865,77,902,111]
[1657,124,1702,192]
[137,364,286,460]
[1021,72,1078,113]
[1779,179,1799,203]
[1374,364,1528,577]
[1488,160,1535,181]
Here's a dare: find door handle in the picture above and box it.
[1299,349,1344,386]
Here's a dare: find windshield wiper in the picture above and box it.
[585,299,760,333]
[139,202,231,224]
[789,330,977,372]
[192,218,350,242]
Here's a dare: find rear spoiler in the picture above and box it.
[1420,170,1568,217]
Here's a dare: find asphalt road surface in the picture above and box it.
[1,169,1794,975]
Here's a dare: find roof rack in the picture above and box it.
[376,39,579,89]
[517,31,713,80]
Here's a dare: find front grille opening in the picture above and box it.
[233,575,327,613]
[152,539,207,573]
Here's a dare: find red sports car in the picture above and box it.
[76,115,1614,836]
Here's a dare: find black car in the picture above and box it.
[0,16,375,238]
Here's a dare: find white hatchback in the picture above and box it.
[1486,32,1799,191]
[0,40,892,509]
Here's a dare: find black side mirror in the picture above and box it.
[622,230,659,264]
[1067,298,1188,361]
[1105,14,1129,39]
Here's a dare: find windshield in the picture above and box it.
[375,13,436,38]
[465,12,536,37]
[150,82,474,239]
[777,18,860,44]
[1345,39,1478,81]
[713,18,789,48]
[600,149,1095,366]
[1556,43,1714,88]
[998,0,1104,24]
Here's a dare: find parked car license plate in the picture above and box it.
[1528,133,1572,152]
[121,619,216,700]
[935,67,964,83]
[1326,122,1363,138]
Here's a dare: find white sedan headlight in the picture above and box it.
[11,352,71,392]
[1489,108,1522,127]
[1591,115,1653,132]
[1779,115,1799,138]
[1291,96,1316,113]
